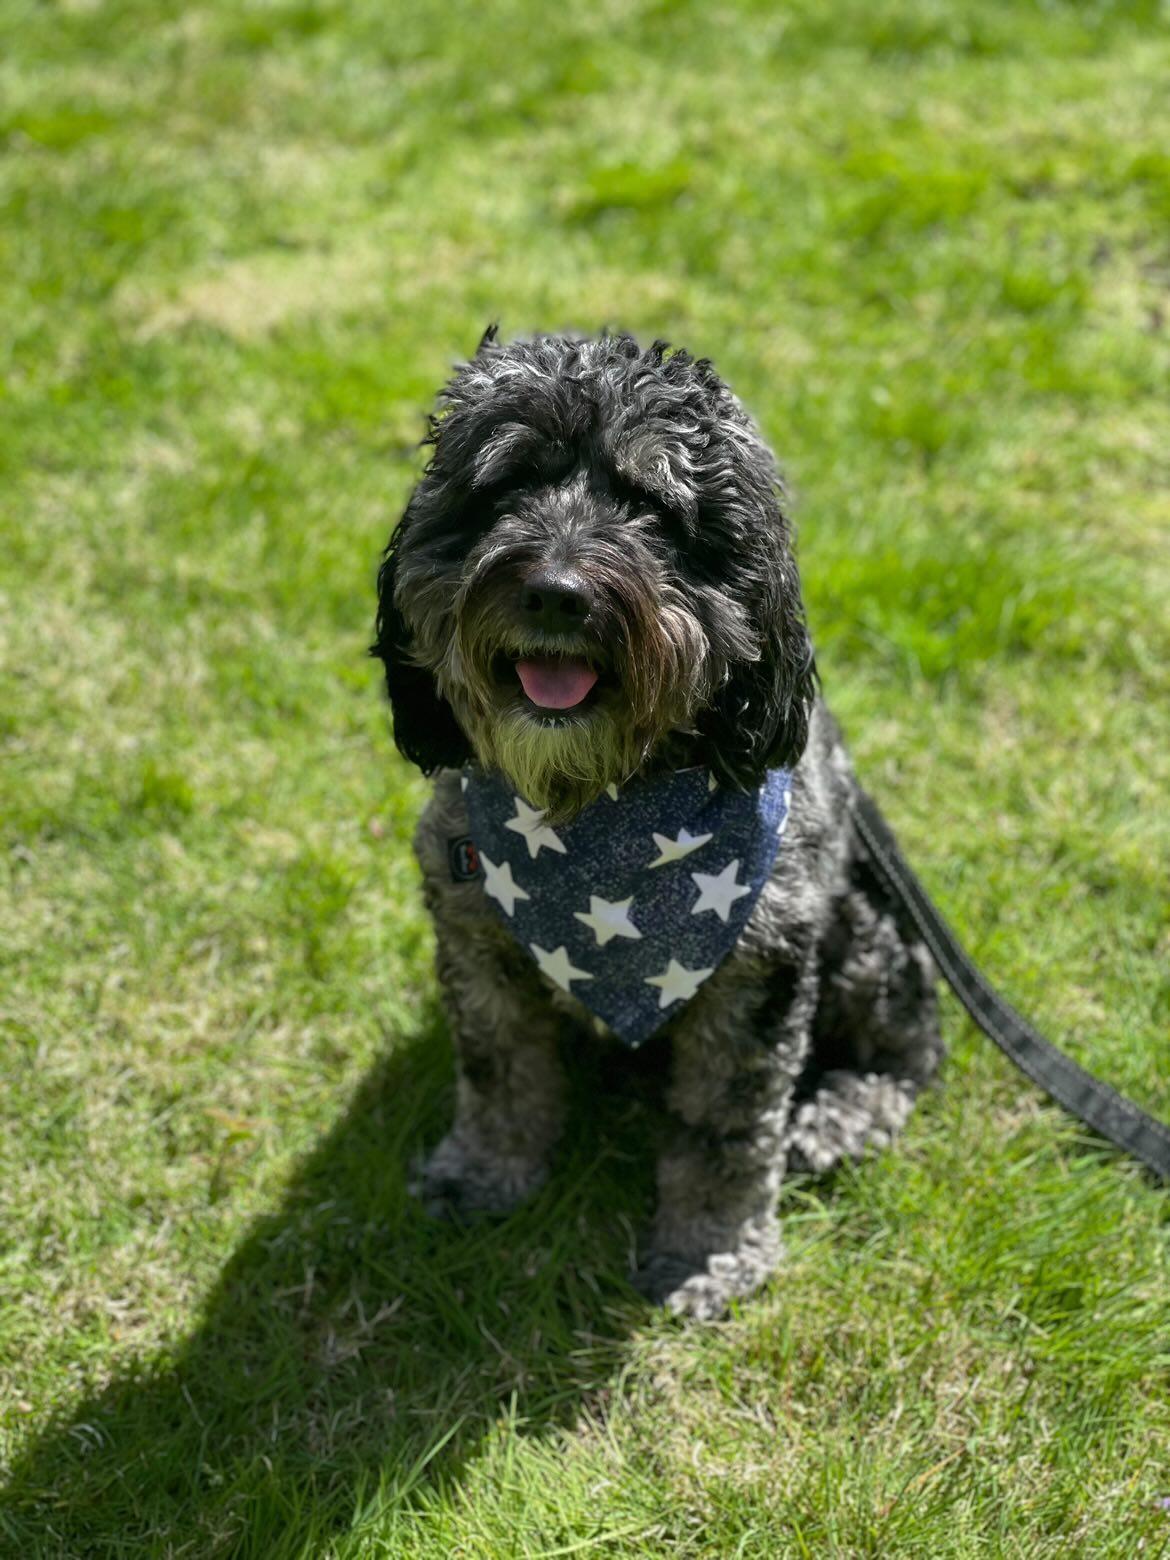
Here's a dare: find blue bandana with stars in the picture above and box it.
[461,764,793,1048]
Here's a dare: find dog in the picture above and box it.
[372,329,944,1318]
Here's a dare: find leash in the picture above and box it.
[852,787,1170,1184]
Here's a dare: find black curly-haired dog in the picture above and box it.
[373,330,944,1318]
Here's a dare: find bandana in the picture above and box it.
[460,764,793,1047]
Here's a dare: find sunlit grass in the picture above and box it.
[1,0,1169,1553]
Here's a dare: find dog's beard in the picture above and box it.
[467,700,642,821]
[438,581,714,822]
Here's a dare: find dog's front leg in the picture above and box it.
[412,921,566,1220]
[636,951,818,1319]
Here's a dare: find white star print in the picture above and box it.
[531,943,592,992]
[504,796,567,860]
[480,853,529,917]
[645,958,714,1010]
[648,826,713,869]
[690,858,751,923]
[573,894,642,947]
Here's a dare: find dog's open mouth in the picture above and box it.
[514,655,598,711]
[489,650,605,714]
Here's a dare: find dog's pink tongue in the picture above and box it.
[515,656,598,710]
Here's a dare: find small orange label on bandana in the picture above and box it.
[448,835,481,882]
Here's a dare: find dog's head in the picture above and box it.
[373,330,816,820]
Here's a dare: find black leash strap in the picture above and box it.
[853,788,1170,1184]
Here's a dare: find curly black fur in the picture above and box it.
[373,329,816,806]
[372,330,942,1317]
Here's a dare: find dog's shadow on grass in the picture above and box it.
[2,1007,665,1554]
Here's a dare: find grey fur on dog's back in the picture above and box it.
[374,331,943,1318]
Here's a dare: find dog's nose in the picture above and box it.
[518,566,594,631]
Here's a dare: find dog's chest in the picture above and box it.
[455,765,793,1047]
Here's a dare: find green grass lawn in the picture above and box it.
[2,0,1170,1552]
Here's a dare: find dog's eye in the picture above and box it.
[656,494,699,541]
[472,435,574,499]
[640,490,700,547]
[605,471,696,540]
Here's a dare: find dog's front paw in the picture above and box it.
[633,1238,781,1320]
[635,1217,784,1319]
[409,1132,547,1221]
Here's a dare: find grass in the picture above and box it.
[2,0,1169,1552]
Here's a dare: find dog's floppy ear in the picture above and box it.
[371,517,471,775]
[703,622,816,788]
[697,531,817,788]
